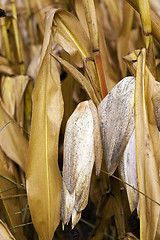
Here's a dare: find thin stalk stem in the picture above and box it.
[10,0,25,74]
[101,170,160,207]
[125,0,160,44]
[0,1,11,61]
[94,52,108,98]
[24,0,35,45]
[0,174,25,190]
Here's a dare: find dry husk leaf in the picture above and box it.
[1,75,29,124]
[0,56,15,76]
[98,76,135,175]
[0,147,23,235]
[53,9,92,65]
[119,129,139,212]
[0,102,28,171]
[98,76,160,175]
[61,100,102,229]
[99,70,160,238]
[135,49,160,240]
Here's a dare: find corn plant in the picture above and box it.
[0,0,160,239]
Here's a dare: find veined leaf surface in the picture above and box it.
[26,8,64,239]
[26,41,64,240]
[135,49,160,240]
[54,9,92,61]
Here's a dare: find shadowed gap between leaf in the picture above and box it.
[101,170,160,207]
[2,207,29,222]
[10,222,33,230]
[9,218,116,239]
[0,174,25,190]
[0,186,17,194]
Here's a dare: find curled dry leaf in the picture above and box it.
[119,129,139,212]
[0,102,28,171]
[1,75,29,124]
[61,100,102,229]
[53,9,92,65]
[29,0,66,35]
[122,50,140,77]
[51,53,101,106]
[0,147,23,235]
[0,219,16,240]
[53,8,101,92]
[135,49,160,240]
[0,56,15,76]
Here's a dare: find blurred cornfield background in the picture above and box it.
[0,0,160,239]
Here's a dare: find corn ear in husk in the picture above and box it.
[98,75,160,222]
[61,100,102,229]
[98,75,160,175]
[98,76,135,175]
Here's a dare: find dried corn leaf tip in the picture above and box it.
[98,76,160,175]
[61,100,102,229]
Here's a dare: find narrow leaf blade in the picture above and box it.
[135,49,160,240]
[26,45,63,240]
